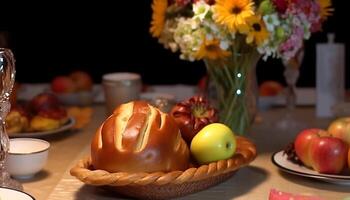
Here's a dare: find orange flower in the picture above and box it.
[196,38,231,60]
[245,15,269,46]
[213,0,255,33]
[316,0,334,20]
[150,0,168,38]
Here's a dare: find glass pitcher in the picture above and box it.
[0,48,22,190]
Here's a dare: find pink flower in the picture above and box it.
[279,26,304,61]
[288,0,322,33]
[175,0,192,6]
[272,0,289,13]
[304,1,322,32]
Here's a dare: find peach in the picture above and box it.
[328,117,350,146]
[69,71,93,91]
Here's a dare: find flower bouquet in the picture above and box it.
[150,0,333,134]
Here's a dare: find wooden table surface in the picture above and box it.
[18,105,350,200]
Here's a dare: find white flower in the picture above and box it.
[263,14,280,32]
[258,41,280,61]
[174,17,205,61]
[220,40,229,50]
[168,42,178,52]
[193,1,211,22]
[158,20,178,51]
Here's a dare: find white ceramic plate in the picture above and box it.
[0,187,35,200]
[8,117,75,138]
[272,151,350,185]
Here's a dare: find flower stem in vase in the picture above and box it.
[204,49,260,135]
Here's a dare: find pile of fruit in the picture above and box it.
[50,71,94,106]
[285,118,350,174]
[6,93,68,134]
[170,95,237,164]
[51,70,93,93]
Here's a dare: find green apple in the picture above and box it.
[190,123,236,165]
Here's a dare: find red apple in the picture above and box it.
[51,76,76,93]
[69,70,93,91]
[294,128,348,174]
[328,117,350,146]
[294,128,323,167]
[308,137,348,174]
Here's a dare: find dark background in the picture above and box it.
[1,1,347,87]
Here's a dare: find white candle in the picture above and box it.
[316,33,345,118]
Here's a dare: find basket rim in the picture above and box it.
[70,136,257,187]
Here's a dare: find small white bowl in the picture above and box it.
[6,138,50,179]
[0,187,35,200]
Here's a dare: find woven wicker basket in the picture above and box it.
[70,136,256,199]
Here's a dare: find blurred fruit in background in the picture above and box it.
[51,76,76,93]
[28,92,61,114]
[197,75,208,94]
[51,71,93,94]
[259,81,284,96]
[69,70,93,91]
[67,106,93,129]
[50,71,94,106]
[6,105,30,134]
[6,92,69,133]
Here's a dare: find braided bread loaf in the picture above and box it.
[91,101,190,173]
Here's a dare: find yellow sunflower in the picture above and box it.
[195,38,231,60]
[213,0,255,33]
[316,0,334,20]
[150,0,168,38]
[245,15,269,46]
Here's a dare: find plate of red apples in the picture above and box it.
[272,121,350,185]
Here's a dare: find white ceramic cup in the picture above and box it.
[102,72,142,115]
[7,138,50,179]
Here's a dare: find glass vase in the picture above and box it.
[276,46,306,131]
[204,50,260,135]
